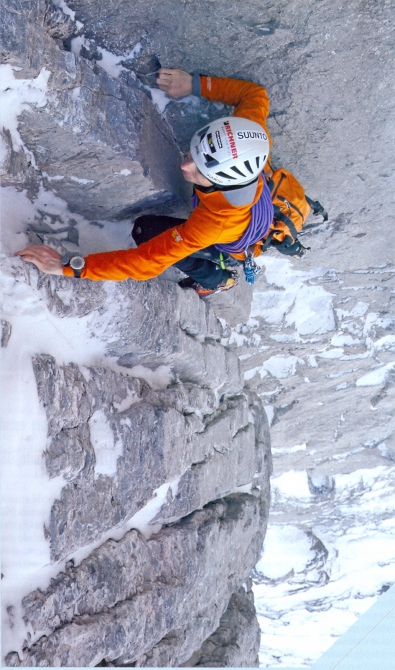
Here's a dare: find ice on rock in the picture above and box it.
[356,363,395,387]
[262,354,304,379]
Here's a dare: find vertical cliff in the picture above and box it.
[1,2,272,666]
[1,0,394,667]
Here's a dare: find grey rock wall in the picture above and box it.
[8,497,266,668]
[181,586,261,668]
[3,262,270,667]
[32,347,267,563]
[2,0,394,666]
[1,1,273,664]
[1,0,190,218]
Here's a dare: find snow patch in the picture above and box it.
[251,257,336,335]
[331,332,360,346]
[356,362,395,387]
[272,470,312,499]
[264,405,274,426]
[96,43,142,78]
[336,301,369,320]
[317,348,344,359]
[255,526,315,580]
[244,366,267,381]
[113,388,141,412]
[125,364,174,390]
[262,354,304,379]
[42,172,65,181]
[373,334,395,351]
[52,0,76,22]
[89,409,122,478]
[70,35,85,56]
[70,175,94,184]
[0,64,50,167]
[147,86,172,113]
[272,443,307,455]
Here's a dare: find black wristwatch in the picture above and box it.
[61,252,86,278]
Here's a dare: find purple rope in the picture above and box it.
[215,178,274,254]
[191,178,273,255]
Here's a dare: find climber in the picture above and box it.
[15,68,273,296]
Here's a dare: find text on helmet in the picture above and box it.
[224,120,238,158]
[236,130,268,141]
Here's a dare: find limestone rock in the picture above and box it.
[1,0,190,218]
[2,240,270,666]
[181,587,260,668]
[6,0,394,666]
[8,495,267,667]
[32,352,270,562]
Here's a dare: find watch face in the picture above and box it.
[70,256,85,270]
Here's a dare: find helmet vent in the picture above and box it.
[256,156,261,169]
[230,166,246,177]
[216,171,237,180]
[244,160,254,174]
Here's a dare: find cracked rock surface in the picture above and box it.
[1,2,272,662]
[1,0,190,218]
[8,496,267,668]
[3,262,270,667]
[3,0,394,667]
[181,586,261,668]
[4,271,271,666]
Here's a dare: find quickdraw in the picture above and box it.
[243,252,261,285]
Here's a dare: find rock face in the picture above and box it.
[181,586,261,668]
[32,343,266,563]
[1,0,190,218]
[0,1,273,664]
[2,268,270,667]
[233,260,395,479]
[1,0,394,667]
[9,498,265,667]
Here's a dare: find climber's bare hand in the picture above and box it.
[157,68,193,98]
[15,245,64,275]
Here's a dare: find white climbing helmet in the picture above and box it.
[190,116,269,187]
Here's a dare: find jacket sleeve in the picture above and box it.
[199,75,271,143]
[65,207,226,281]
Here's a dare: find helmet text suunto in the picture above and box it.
[236,130,268,141]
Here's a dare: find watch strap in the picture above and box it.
[61,252,74,266]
